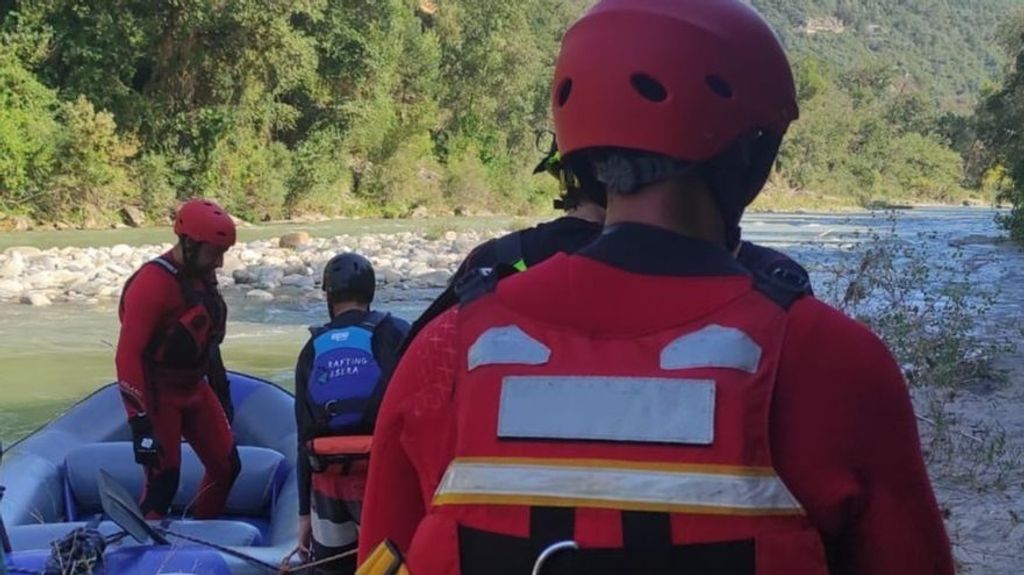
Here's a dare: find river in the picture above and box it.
[0,208,1019,446]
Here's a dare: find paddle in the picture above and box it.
[95,469,169,545]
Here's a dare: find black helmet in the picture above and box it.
[322,253,376,302]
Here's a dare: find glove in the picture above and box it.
[128,414,161,468]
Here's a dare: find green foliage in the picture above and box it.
[0,0,1018,226]
[976,9,1024,242]
[0,47,59,206]
[752,0,1017,110]
[776,59,967,205]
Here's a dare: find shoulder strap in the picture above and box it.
[359,310,389,332]
[751,268,809,311]
[454,262,520,307]
[493,232,527,272]
[118,256,182,317]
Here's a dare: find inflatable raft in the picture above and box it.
[0,372,300,574]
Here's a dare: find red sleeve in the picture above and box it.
[359,309,460,564]
[114,265,177,418]
[773,299,954,574]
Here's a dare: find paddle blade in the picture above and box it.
[96,469,168,545]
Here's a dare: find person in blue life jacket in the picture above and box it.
[290,252,410,574]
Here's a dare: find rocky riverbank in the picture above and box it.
[0,229,504,306]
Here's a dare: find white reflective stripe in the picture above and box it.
[151,257,178,275]
[310,512,358,548]
[467,326,551,370]
[498,376,715,445]
[660,324,762,373]
[434,459,804,516]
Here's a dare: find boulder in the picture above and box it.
[3,246,42,258]
[21,292,52,307]
[0,255,25,279]
[279,232,312,249]
[245,289,275,302]
[0,279,24,298]
[121,206,146,227]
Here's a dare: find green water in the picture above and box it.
[0,300,303,445]
[0,215,532,250]
[2,208,1018,447]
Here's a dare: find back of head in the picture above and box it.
[552,0,798,246]
[323,253,376,305]
[533,133,606,215]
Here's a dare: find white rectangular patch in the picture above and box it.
[498,376,715,445]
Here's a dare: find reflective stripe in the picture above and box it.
[660,324,762,373]
[151,257,178,275]
[310,512,358,548]
[434,458,804,516]
[498,376,715,445]
[468,326,551,370]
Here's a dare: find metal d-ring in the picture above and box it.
[531,540,579,575]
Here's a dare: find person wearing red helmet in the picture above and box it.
[115,198,241,519]
[356,1,953,574]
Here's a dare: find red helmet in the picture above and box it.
[552,0,798,164]
[173,199,237,248]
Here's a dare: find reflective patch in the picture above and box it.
[467,326,551,371]
[310,512,358,548]
[660,324,762,373]
[498,376,715,445]
[434,458,804,516]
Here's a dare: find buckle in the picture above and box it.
[532,540,578,575]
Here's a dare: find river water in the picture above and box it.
[0,208,1019,445]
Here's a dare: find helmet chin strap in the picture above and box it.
[179,235,204,276]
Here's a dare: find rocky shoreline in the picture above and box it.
[0,230,505,306]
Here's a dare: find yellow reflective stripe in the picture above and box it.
[433,458,804,517]
[450,456,779,477]
[512,259,528,272]
[356,540,409,575]
[433,493,803,517]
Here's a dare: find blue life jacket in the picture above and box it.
[307,311,388,434]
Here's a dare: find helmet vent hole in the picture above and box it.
[706,75,733,99]
[631,74,667,102]
[556,78,573,107]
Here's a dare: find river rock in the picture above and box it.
[416,270,452,287]
[279,232,312,249]
[69,280,101,297]
[110,244,134,258]
[281,275,315,289]
[233,268,256,285]
[23,271,57,289]
[255,266,285,289]
[0,279,24,298]
[379,268,402,284]
[105,263,130,277]
[238,249,262,263]
[246,289,275,302]
[221,253,246,275]
[3,246,41,258]
[0,255,25,279]
[21,292,52,306]
[284,258,308,276]
[121,206,146,227]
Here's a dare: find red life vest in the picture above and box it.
[119,256,226,387]
[403,275,829,575]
